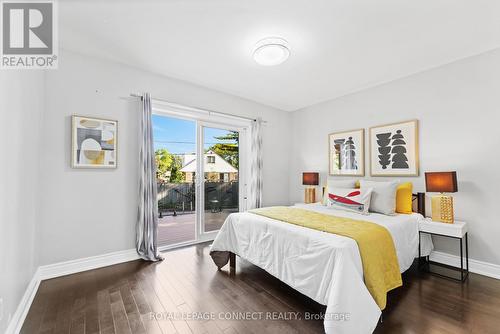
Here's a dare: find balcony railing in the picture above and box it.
[157,181,239,217]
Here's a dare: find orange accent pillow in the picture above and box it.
[396,182,413,214]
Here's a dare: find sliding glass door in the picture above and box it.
[153,114,246,248]
[200,124,241,239]
[153,115,197,247]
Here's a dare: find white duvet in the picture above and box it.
[210,203,433,334]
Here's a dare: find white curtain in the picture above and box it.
[248,118,263,209]
[136,93,163,261]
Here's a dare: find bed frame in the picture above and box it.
[413,192,426,216]
[227,193,426,274]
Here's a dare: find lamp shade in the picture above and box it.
[425,171,458,193]
[302,172,319,186]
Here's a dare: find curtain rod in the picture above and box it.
[129,93,266,123]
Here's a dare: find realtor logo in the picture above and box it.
[1,0,58,69]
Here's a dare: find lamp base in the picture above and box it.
[304,187,316,204]
[431,194,454,224]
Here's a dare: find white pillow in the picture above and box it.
[326,187,373,215]
[322,180,357,205]
[359,180,398,215]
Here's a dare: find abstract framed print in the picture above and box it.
[328,128,364,176]
[369,120,419,176]
[71,115,117,168]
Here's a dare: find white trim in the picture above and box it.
[430,251,500,280]
[38,249,139,280]
[5,269,41,334]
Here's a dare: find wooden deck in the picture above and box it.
[158,209,237,246]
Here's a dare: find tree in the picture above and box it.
[155,148,173,181]
[208,131,239,169]
[169,155,184,183]
[215,131,239,143]
[155,149,185,183]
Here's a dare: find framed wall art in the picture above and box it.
[71,115,117,168]
[369,120,418,176]
[328,128,364,176]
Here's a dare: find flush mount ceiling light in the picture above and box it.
[253,37,290,66]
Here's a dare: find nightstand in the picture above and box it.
[418,219,469,282]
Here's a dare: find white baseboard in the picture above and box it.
[6,248,139,334]
[430,251,500,279]
[38,248,139,280]
[5,268,41,334]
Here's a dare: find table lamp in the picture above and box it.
[425,171,458,224]
[303,172,319,204]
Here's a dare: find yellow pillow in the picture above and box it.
[355,180,360,189]
[396,182,413,214]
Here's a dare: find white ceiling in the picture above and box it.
[60,0,500,111]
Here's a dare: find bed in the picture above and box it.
[210,195,433,334]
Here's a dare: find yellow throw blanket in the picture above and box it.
[249,206,402,310]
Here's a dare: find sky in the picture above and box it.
[152,114,236,155]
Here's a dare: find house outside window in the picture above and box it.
[180,150,238,183]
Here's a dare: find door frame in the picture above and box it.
[152,105,250,250]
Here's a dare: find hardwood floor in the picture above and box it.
[21,243,500,334]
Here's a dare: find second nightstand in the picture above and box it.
[418,219,469,282]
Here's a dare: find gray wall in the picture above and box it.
[37,50,291,265]
[289,49,500,265]
[0,71,44,332]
